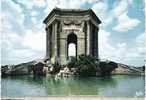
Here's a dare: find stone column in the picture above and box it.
[49,25,52,61]
[92,24,98,58]
[46,27,50,59]
[84,21,87,55]
[92,26,99,58]
[60,38,67,65]
[54,22,58,64]
[96,27,99,58]
[59,21,67,65]
[57,21,61,65]
[51,23,55,63]
[86,20,90,55]
[90,23,93,56]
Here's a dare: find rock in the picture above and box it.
[43,67,49,75]
[1,59,48,76]
[57,66,73,77]
[33,61,46,76]
[112,63,144,75]
[1,65,9,76]
[1,61,35,76]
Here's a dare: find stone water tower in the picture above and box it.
[43,8,101,65]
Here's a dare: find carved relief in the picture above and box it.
[62,20,83,31]
[63,20,82,26]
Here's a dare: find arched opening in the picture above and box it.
[67,33,77,59]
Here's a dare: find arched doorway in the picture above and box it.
[67,33,77,59]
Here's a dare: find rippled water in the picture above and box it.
[1,75,145,97]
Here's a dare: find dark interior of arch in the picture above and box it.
[67,33,77,44]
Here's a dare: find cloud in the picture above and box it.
[44,0,58,14]
[31,10,38,17]
[112,0,135,17]
[113,0,128,17]
[92,1,112,27]
[123,33,145,66]
[33,0,46,7]
[98,29,116,60]
[44,0,83,14]
[92,0,137,29]
[1,30,46,65]
[96,0,143,66]
[92,1,107,19]
[98,30,127,64]
[113,11,140,32]
[1,0,46,65]
[99,29,144,66]
[56,0,98,8]
[1,0,25,31]
[57,0,82,8]
[44,0,99,14]
[13,0,46,9]
[2,47,45,65]
[22,29,46,51]
[135,33,145,54]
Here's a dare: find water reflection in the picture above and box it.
[44,76,117,95]
[1,75,144,97]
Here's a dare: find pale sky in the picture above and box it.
[1,0,145,66]
[68,43,76,57]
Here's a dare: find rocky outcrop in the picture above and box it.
[1,59,49,76]
[112,63,144,75]
[1,61,35,76]
[32,60,49,76]
[1,58,144,76]
[57,67,77,77]
[99,61,118,76]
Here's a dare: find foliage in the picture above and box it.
[67,56,77,69]
[99,61,118,76]
[66,54,118,76]
[75,54,98,76]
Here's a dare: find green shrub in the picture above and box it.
[76,54,98,76]
[65,54,118,76]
